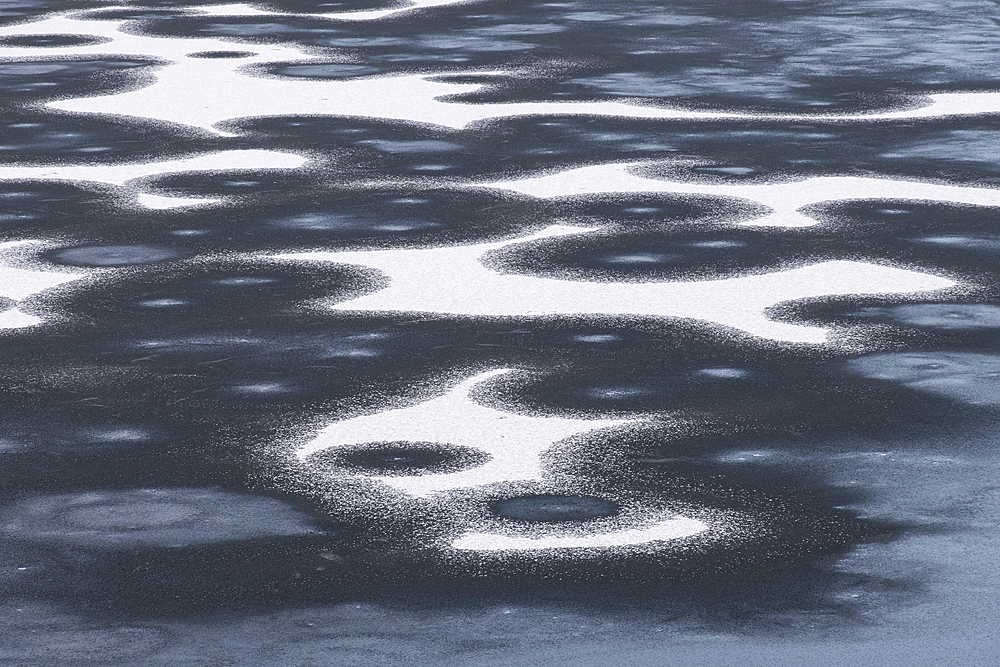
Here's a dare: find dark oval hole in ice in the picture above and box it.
[309,441,490,476]
[187,50,256,59]
[45,244,187,267]
[491,495,619,522]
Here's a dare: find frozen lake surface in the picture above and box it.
[2,1,1000,665]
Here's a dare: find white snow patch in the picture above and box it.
[0,242,85,301]
[0,150,306,187]
[0,308,42,330]
[297,368,631,496]
[275,225,955,344]
[2,14,998,137]
[451,516,708,551]
[136,193,221,209]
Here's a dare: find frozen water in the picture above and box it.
[0,0,998,660]
[695,367,750,379]
[452,516,707,551]
[846,351,1000,405]
[297,368,630,496]
[279,225,954,343]
[45,244,186,267]
[883,304,1000,330]
[491,495,618,522]
[0,488,320,547]
[911,234,1000,251]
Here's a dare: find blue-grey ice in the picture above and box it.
[695,367,750,379]
[138,298,190,308]
[492,495,619,522]
[882,304,1000,329]
[0,488,320,547]
[360,139,463,153]
[571,334,621,343]
[846,351,1000,405]
[910,235,1000,251]
[48,244,185,267]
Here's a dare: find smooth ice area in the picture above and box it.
[0,488,320,547]
[879,303,1000,329]
[846,351,1000,405]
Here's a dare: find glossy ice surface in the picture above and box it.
[1,1,1000,665]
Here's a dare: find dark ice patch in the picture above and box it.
[0,488,320,547]
[767,291,1000,354]
[858,304,1000,331]
[491,495,618,522]
[123,186,542,252]
[0,33,110,47]
[24,258,382,327]
[845,351,1000,407]
[308,441,491,476]
[0,1,111,27]
[0,606,168,665]
[135,169,319,199]
[260,0,409,10]
[0,180,115,240]
[265,62,384,78]
[0,413,170,455]
[0,59,159,104]
[135,15,347,43]
[476,352,910,428]
[484,227,811,282]
[128,0,405,10]
[0,111,218,163]
[44,244,188,267]
[804,199,1000,277]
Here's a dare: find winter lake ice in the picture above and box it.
[2,0,1000,665]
